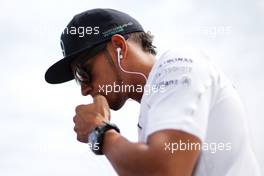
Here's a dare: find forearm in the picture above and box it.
[102,130,165,176]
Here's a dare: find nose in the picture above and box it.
[81,84,93,96]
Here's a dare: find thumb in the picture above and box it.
[93,95,110,119]
[93,95,108,105]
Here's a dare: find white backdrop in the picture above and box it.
[0,0,263,175]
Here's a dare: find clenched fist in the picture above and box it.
[73,95,111,143]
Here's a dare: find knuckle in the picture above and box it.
[73,126,78,132]
[75,105,84,113]
[77,135,88,143]
[73,116,77,123]
[77,135,82,142]
[75,104,94,114]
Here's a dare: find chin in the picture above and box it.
[109,99,125,111]
[110,104,122,111]
[108,94,127,111]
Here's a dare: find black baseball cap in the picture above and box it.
[45,8,144,84]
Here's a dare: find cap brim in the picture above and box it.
[45,55,75,84]
[45,43,107,84]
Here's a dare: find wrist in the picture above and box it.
[88,121,120,155]
[102,129,119,154]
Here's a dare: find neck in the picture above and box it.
[128,54,156,103]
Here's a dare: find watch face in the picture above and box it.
[88,123,119,155]
[88,129,102,154]
[88,130,98,144]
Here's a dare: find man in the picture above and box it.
[45,8,261,176]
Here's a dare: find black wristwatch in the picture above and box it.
[88,121,120,155]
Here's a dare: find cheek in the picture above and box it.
[92,67,118,93]
[91,57,123,106]
[92,75,115,93]
[92,80,126,110]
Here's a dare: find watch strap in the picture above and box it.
[89,121,120,155]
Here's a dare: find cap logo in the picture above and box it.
[102,22,133,37]
[60,39,66,57]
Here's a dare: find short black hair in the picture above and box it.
[127,31,157,55]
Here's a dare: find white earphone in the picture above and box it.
[116,47,123,60]
[116,47,147,82]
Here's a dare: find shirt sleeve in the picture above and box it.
[144,50,216,141]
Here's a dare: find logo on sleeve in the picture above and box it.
[180,75,192,87]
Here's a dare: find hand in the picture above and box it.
[73,95,111,143]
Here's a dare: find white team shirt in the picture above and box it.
[138,49,261,176]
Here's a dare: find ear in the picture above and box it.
[110,34,128,60]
